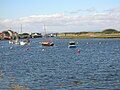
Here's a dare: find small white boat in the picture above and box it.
[19,41,28,46]
[68,41,76,48]
[9,38,30,46]
[9,40,29,46]
[9,40,15,44]
[9,40,20,45]
[20,37,30,46]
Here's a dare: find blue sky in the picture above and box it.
[0,0,120,33]
[1,0,120,19]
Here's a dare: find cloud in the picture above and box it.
[105,7,120,14]
[0,8,120,33]
[111,7,120,12]
[69,8,97,15]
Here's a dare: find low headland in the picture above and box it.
[58,29,120,39]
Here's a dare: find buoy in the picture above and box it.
[10,47,12,49]
[42,49,45,51]
[77,49,80,53]
[1,46,4,48]
[25,48,29,51]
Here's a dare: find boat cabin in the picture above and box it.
[68,41,76,48]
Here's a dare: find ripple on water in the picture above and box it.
[0,38,120,90]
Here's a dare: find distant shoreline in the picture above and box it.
[59,37,120,39]
[58,35,120,39]
[57,32,120,39]
[1,29,120,40]
[0,34,120,40]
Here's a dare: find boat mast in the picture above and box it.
[21,24,22,34]
[43,24,47,37]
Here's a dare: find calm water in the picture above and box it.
[0,38,120,90]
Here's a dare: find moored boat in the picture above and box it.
[40,40,54,46]
[68,41,76,48]
[40,24,54,46]
[9,35,30,46]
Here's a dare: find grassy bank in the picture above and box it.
[59,36,120,39]
[58,32,120,39]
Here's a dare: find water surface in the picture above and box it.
[0,38,120,90]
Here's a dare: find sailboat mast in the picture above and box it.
[21,24,22,34]
[43,24,47,37]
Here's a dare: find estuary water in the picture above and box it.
[0,38,120,90]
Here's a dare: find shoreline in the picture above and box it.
[1,32,120,40]
[57,32,120,39]
[58,35,120,39]
[0,35,120,40]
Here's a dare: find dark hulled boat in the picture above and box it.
[68,41,76,48]
[40,40,54,46]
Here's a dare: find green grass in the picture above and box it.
[59,35,120,39]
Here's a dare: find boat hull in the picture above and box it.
[40,41,54,46]
[20,41,28,46]
[68,45,76,48]
[9,40,29,46]
[41,43,54,46]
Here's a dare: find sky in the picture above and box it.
[0,0,120,33]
